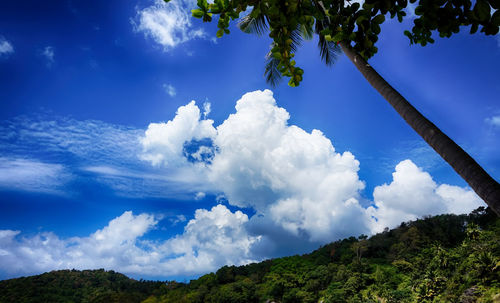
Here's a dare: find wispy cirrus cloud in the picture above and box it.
[0,114,142,167]
[0,114,212,198]
[378,139,444,175]
[0,157,72,195]
[81,164,212,199]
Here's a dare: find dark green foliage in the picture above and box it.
[145,207,500,302]
[0,269,165,303]
[184,0,498,86]
[1,207,498,302]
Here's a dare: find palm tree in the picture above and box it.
[238,7,500,216]
[339,41,500,216]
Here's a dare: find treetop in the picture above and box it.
[178,0,499,86]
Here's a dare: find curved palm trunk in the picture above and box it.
[339,42,500,216]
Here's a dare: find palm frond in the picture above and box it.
[264,49,282,87]
[317,35,342,66]
[289,28,303,52]
[238,11,268,35]
[300,22,314,40]
[316,22,342,66]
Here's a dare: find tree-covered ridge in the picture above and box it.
[0,269,164,303]
[143,207,500,303]
[0,207,498,302]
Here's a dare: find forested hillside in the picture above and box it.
[0,269,164,303]
[1,207,498,303]
[142,207,500,303]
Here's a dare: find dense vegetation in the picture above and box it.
[144,207,500,303]
[0,269,164,303]
[1,207,498,302]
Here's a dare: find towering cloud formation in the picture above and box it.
[0,90,484,280]
[207,90,369,242]
[141,90,482,245]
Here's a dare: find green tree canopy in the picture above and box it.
[187,0,499,86]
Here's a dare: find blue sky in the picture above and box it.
[0,0,499,281]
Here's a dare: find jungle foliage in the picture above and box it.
[140,207,500,303]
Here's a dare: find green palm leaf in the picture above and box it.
[316,22,342,66]
[238,11,268,35]
[264,47,282,87]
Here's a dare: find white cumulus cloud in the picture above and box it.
[160,204,260,275]
[209,90,369,242]
[0,205,259,279]
[141,100,216,166]
[142,90,371,244]
[134,0,206,51]
[0,211,156,277]
[367,159,482,233]
[141,90,484,247]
